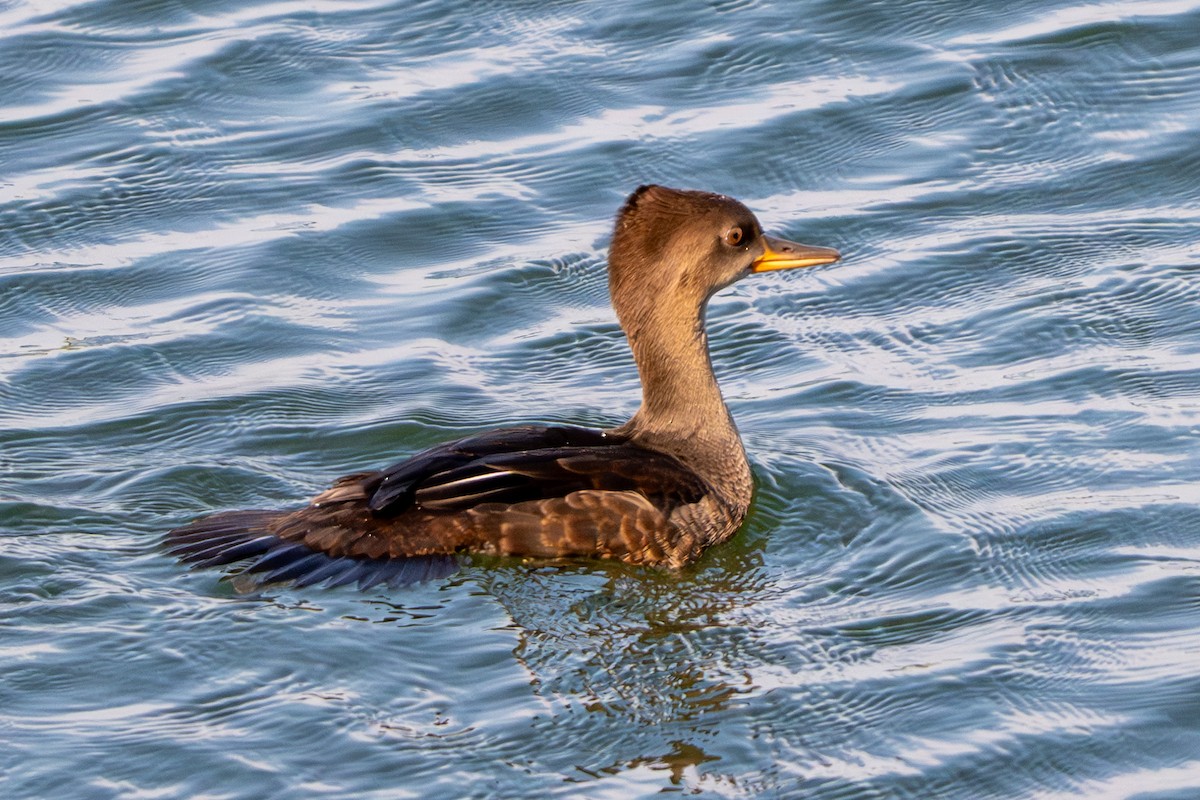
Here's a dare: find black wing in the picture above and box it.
[358,424,709,516]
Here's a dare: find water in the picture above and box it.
[3,0,1199,797]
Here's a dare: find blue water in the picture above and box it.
[3,1,1200,797]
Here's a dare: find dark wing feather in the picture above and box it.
[411,444,709,512]
[364,424,623,515]
[166,512,458,590]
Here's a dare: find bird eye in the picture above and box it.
[724,227,744,247]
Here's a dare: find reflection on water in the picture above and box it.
[3,0,1200,797]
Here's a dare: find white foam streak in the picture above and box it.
[305,75,901,169]
[1,338,466,429]
[368,220,608,291]
[772,693,1128,783]
[949,0,1200,46]
[2,36,226,121]
[0,196,424,275]
[1030,760,1200,800]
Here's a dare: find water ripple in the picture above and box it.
[3,0,1200,797]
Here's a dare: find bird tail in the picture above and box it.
[166,510,282,566]
[165,510,457,591]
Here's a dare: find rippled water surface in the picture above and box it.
[4,0,1200,797]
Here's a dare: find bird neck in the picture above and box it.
[615,304,752,506]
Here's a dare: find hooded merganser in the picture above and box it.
[167,185,840,589]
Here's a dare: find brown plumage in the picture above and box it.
[166,186,840,590]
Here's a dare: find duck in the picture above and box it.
[166,185,840,589]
